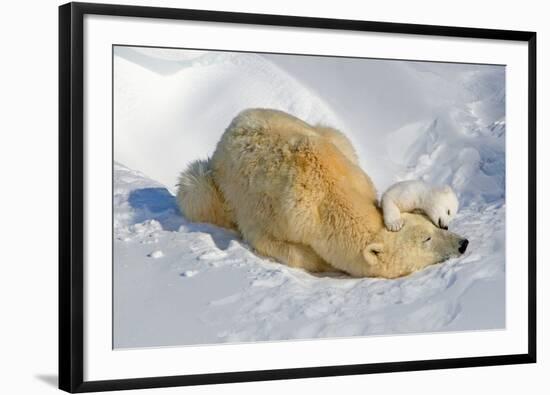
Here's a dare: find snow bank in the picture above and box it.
[114,47,344,191]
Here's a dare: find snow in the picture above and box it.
[113,46,505,348]
[148,250,164,259]
[114,47,342,191]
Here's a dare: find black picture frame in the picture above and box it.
[59,2,537,393]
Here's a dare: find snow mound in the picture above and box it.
[114,47,345,191]
[113,162,504,348]
[384,66,505,206]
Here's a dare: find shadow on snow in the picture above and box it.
[128,187,239,250]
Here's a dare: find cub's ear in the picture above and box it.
[363,243,384,266]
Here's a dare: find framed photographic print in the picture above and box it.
[59,2,537,392]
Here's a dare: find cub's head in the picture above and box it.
[425,185,459,230]
[363,213,468,278]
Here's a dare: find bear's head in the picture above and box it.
[363,213,468,278]
[424,185,459,230]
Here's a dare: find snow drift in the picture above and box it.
[114,46,344,191]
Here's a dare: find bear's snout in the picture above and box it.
[438,218,448,230]
[458,239,469,254]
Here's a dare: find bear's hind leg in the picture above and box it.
[253,237,334,273]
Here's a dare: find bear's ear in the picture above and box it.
[363,243,384,266]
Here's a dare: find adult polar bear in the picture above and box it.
[177,109,468,278]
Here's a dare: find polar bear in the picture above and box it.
[177,109,468,278]
[381,180,459,232]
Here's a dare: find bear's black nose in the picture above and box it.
[459,239,469,254]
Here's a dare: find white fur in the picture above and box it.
[381,180,459,231]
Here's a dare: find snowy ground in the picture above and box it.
[113,46,505,348]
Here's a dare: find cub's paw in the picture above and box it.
[385,218,404,232]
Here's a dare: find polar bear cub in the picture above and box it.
[381,180,459,232]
